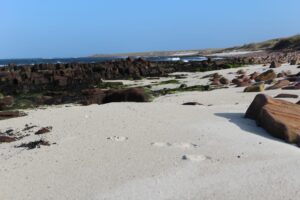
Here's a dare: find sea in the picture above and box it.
[0,56,209,67]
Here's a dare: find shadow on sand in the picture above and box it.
[215,112,285,144]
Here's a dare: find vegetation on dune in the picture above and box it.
[157,79,181,85]
[226,34,300,51]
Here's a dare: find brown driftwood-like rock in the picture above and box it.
[0,111,27,120]
[266,80,290,90]
[245,94,300,145]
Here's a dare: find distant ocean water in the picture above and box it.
[0,56,209,67]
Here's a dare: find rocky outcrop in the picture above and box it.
[245,94,300,145]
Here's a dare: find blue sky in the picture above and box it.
[1,0,300,58]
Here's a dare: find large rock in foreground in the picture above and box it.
[245,94,300,145]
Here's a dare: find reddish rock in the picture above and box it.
[255,70,276,82]
[0,135,17,143]
[245,94,300,144]
[211,78,221,86]
[274,93,299,99]
[266,80,290,90]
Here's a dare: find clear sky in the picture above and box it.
[1,0,300,58]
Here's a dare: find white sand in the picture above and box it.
[0,64,300,200]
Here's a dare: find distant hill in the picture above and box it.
[91,34,300,58]
[225,34,300,51]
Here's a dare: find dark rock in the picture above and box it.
[182,102,203,106]
[220,77,229,85]
[35,127,52,135]
[0,96,14,110]
[245,94,300,144]
[270,61,281,68]
[0,111,27,120]
[290,59,299,65]
[274,93,299,99]
[179,84,187,88]
[16,139,50,150]
[102,88,148,104]
[81,88,106,105]
[267,80,290,90]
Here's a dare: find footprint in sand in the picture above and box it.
[181,154,208,162]
[107,136,128,142]
[151,142,198,149]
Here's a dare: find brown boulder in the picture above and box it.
[0,111,27,120]
[255,70,276,82]
[245,94,300,144]
[0,135,17,143]
[81,88,106,105]
[266,80,290,90]
[102,88,148,104]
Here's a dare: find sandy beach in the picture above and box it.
[0,63,299,200]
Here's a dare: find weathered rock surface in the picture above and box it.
[245,94,300,145]
[255,70,276,82]
[266,80,290,90]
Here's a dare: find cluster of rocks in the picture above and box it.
[0,124,53,149]
[245,94,300,146]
